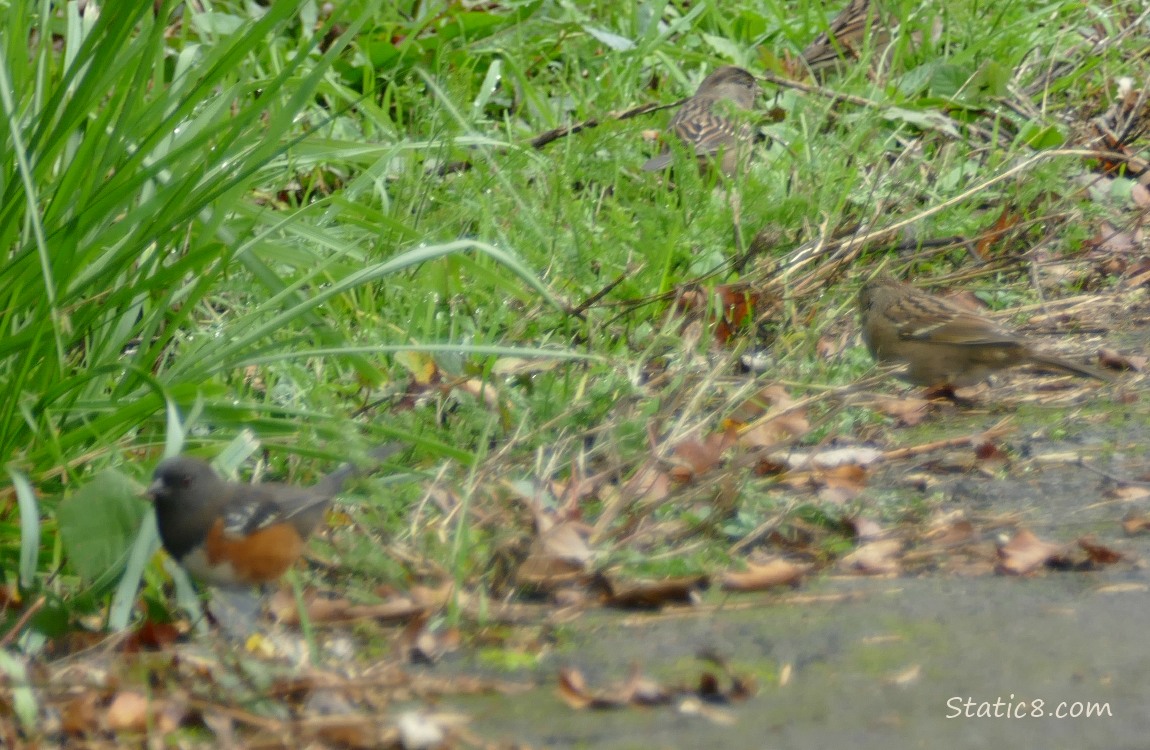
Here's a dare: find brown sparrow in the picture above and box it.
[858,275,1109,387]
[642,65,761,176]
[800,0,892,79]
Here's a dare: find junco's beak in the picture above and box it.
[144,478,164,501]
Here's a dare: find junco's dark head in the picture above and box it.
[147,456,223,509]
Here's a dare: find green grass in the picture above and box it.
[1,0,1147,652]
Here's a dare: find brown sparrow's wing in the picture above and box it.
[801,0,888,74]
[673,100,748,156]
[884,290,1021,348]
[642,99,738,170]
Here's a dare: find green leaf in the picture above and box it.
[57,470,146,584]
[583,25,635,52]
[0,651,37,729]
[7,470,40,589]
[1019,122,1065,150]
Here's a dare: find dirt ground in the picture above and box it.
[422,401,1150,749]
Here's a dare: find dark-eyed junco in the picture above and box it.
[147,444,402,587]
[859,275,1110,387]
[642,65,761,176]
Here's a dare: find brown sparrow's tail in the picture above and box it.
[1027,352,1112,382]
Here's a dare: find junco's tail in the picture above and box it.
[316,442,405,496]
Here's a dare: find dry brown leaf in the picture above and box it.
[516,520,596,590]
[841,539,902,576]
[885,664,922,687]
[1098,348,1147,372]
[973,439,1009,464]
[1107,484,1150,502]
[848,516,886,541]
[671,425,738,480]
[601,575,709,609]
[996,529,1066,575]
[1133,182,1150,207]
[713,284,765,345]
[398,611,461,664]
[817,464,868,505]
[620,664,673,706]
[557,667,627,710]
[779,463,868,505]
[816,330,850,359]
[623,461,671,504]
[61,692,101,736]
[719,559,807,592]
[1077,535,1123,565]
[270,588,427,626]
[1122,512,1150,535]
[923,515,976,546]
[734,384,810,449]
[872,395,931,426]
[457,378,501,410]
[122,619,182,652]
[105,691,149,733]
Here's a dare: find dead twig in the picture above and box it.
[880,418,1015,462]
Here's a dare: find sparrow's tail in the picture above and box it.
[1029,353,1112,382]
[641,152,673,172]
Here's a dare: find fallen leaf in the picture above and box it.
[719,559,807,592]
[841,539,902,576]
[677,697,737,725]
[620,663,672,706]
[671,425,738,480]
[1107,484,1150,502]
[885,664,922,687]
[61,692,102,736]
[923,515,976,546]
[1098,348,1147,371]
[1122,512,1150,535]
[516,522,595,591]
[848,516,886,541]
[1077,535,1123,565]
[623,462,671,504]
[778,447,883,470]
[122,619,182,652]
[556,667,627,710]
[996,529,1066,575]
[872,396,931,426]
[600,575,709,609]
[734,385,810,448]
[457,378,501,410]
[105,692,149,733]
[973,439,1008,463]
[395,350,440,385]
[816,464,868,505]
